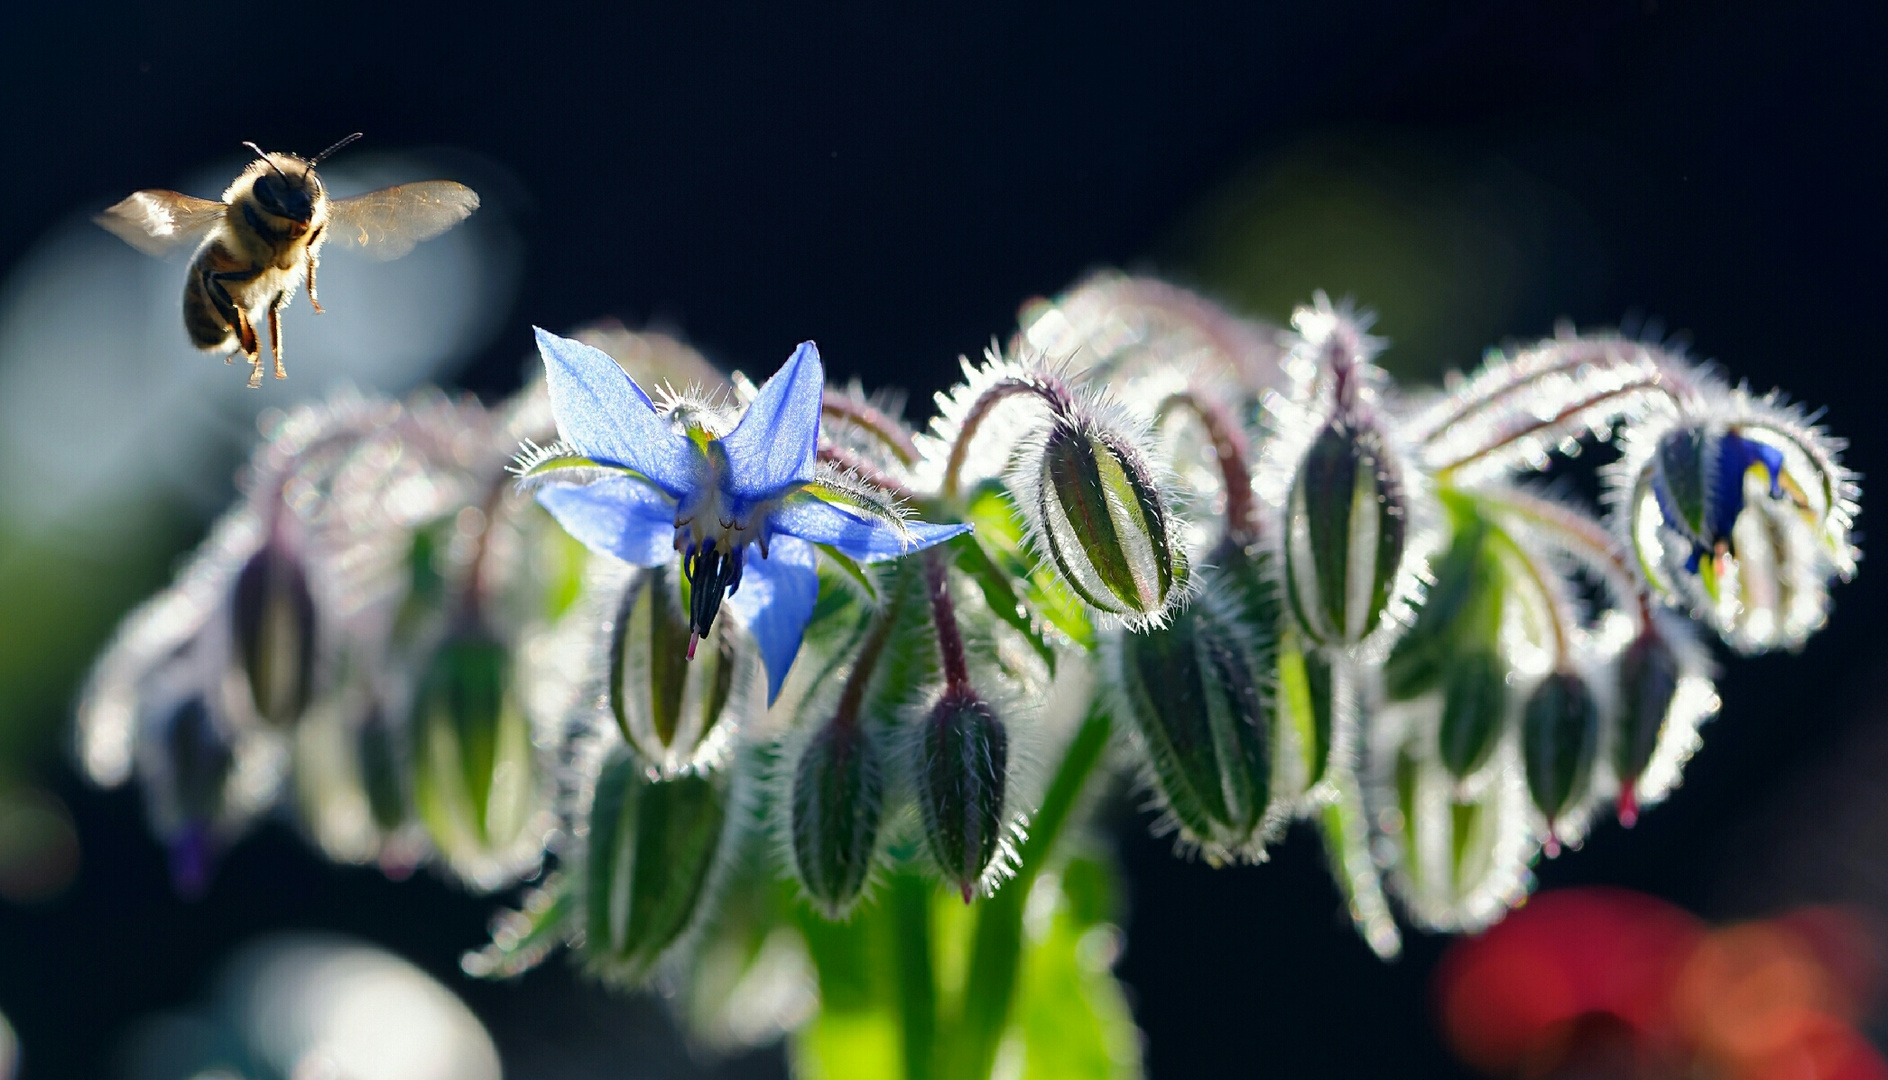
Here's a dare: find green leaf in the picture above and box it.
[1010,851,1142,1080]
[950,534,1058,672]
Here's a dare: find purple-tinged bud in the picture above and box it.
[153,697,235,899]
[789,719,884,918]
[1613,628,1683,828]
[1030,416,1186,625]
[231,541,318,728]
[1520,671,1600,843]
[610,568,754,774]
[1284,416,1410,649]
[915,691,1009,900]
[582,748,727,983]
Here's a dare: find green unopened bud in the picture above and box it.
[789,719,884,918]
[1437,651,1510,780]
[1284,417,1409,648]
[1112,559,1277,863]
[1613,630,1681,826]
[1033,418,1185,624]
[232,541,318,728]
[610,568,752,773]
[583,748,726,983]
[410,633,544,889]
[1384,506,1501,701]
[915,692,1009,899]
[1383,741,1532,932]
[1521,671,1600,835]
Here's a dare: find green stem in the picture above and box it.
[891,873,939,1080]
[944,701,1114,1080]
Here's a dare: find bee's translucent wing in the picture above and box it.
[95,190,226,257]
[326,181,480,261]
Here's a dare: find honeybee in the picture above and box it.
[97,134,480,388]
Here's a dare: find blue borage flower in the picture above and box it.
[517,328,969,700]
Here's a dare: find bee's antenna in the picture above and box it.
[242,141,289,179]
[311,132,364,166]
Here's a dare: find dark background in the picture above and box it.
[3,3,1886,1077]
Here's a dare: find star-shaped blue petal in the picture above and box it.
[526,328,970,702]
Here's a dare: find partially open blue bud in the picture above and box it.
[789,719,884,918]
[583,747,727,983]
[409,633,545,889]
[1284,417,1410,649]
[1624,410,1855,652]
[1111,557,1278,863]
[915,691,1010,899]
[1652,425,1785,576]
[1520,671,1600,838]
[610,567,756,774]
[231,541,318,728]
[1031,417,1186,625]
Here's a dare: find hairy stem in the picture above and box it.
[1156,388,1259,547]
[923,548,973,697]
[824,395,922,466]
[941,373,1076,501]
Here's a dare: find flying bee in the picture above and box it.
[97,134,480,388]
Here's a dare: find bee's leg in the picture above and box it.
[247,352,264,390]
[305,230,325,314]
[208,266,263,359]
[233,306,259,359]
[269,292,288,380]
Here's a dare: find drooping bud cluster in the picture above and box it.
[82,277,1854,1058]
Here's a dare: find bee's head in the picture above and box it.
[239,135,360,225]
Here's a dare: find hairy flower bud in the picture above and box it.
[1612,623,1701,827]
[1380,739,1533,933]
[915,691,1010,899]
[1111,558,1278,862]
[1620,407,1857,653]
[789,719,884,918]
[1284,416,1410,649]
[231,541,318,728]
[1030,416,1186,625]
[610,568,755,774]
[410,633,544,889]
[150,697,237,898]
[1437,651,1510,780]
[1521,671,1600,831]
[583,748,727,983]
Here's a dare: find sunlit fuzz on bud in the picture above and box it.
[1109,557,1280,864]
[788,718,885,919]
[408,633,547,891]
[1520,671,1601,848]
[581,747,728,984]
[915,691,1010,900]
[230,540,319,729]
[1610,390,1858,653]
[609,567,760,775]
[1020,413,1187,627]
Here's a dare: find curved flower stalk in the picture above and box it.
[80,279,1856,1080]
